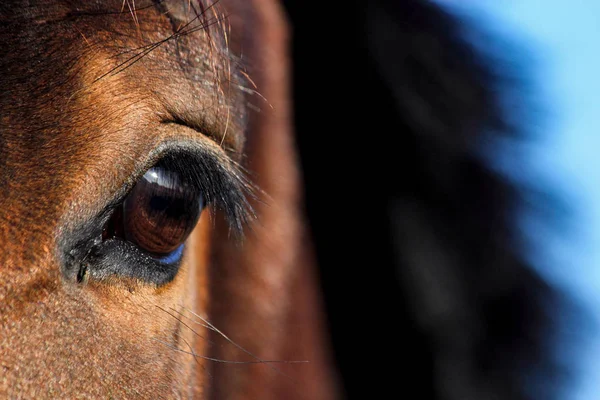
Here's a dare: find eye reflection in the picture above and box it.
[105,163,205,258]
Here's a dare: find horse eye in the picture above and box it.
[105,164,204,257]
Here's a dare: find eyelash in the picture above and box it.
[151,150,256,234]
[61,147,256,286]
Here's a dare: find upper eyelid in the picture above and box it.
[160,114,243,157]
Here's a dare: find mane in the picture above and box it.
[284,0,579,398]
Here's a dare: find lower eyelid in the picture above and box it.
[84,238,182,286]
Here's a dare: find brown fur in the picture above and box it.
[0,0,337,398]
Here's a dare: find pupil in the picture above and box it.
[149,195,170,212]
[149,195,192,219]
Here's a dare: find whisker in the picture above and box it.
[94,1,228,83]
[152,338,307,365]
[153,305,307,369]
[155,304,216,346]
[173,306,308,385]
[219,104,231,147]
[67,0,164,17]
[238,70,258,90]
[171,327,212,379]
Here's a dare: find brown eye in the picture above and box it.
[77,150,249,286]
[119,164,204,256]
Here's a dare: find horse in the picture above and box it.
[0,0,573,399]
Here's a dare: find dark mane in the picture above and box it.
[284,0,579,398]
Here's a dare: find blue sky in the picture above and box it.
[438,1,600,398]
